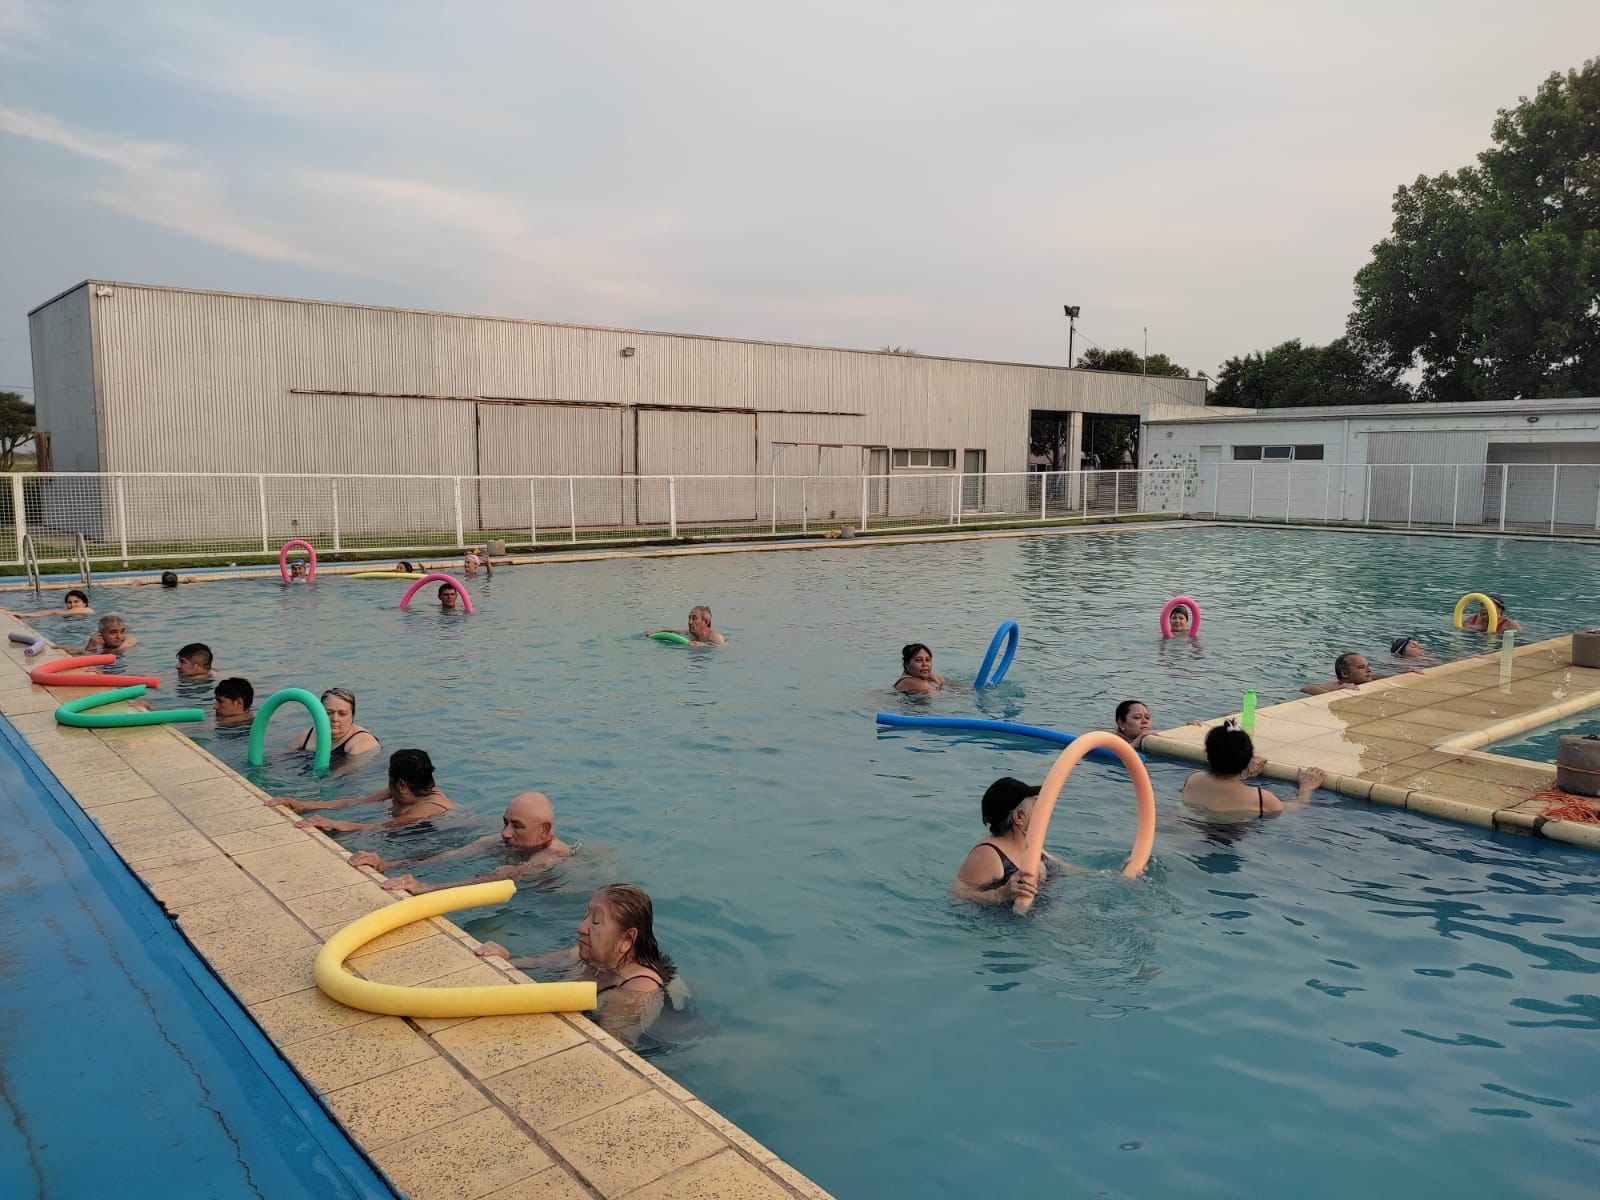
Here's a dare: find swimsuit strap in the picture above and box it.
[974,841,1019,891]
[597,970,665,995]
[1257,786,1267,816]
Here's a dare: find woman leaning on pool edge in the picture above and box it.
[895,643,947,694]
[477,884,677,1040]
[290,687,380,760]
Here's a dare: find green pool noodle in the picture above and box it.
[249,687,333,771]
[55,684,205,729]
[650,631,691,645]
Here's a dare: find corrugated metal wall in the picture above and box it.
[1366,430,1488,523]
[27,286,106,537]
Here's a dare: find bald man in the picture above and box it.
[347,792,573,895]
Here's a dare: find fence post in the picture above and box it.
[670,477,678,540]
[1285,464,1293,522]
[801,477,808,534]
[1082,471,1089,522]
[257,475,269,552]
[769,474,777,535]
[1040,473,1048,521]
[1248,468,1256,520]
[949,474,958,526]
[8,474,24,564]
[1451,465,1460,529]
[1363,466,1372,525]
[331,478,342,552]
[1113,470,1122,517]
[452,477,465,549]
[859,475,869,532]
[1498,466,1508,532]
[1406,464,1415,528]
[529,479,538,546]
[1550,464,1560,534]
[114,476,129,565]
[568,477,577,543]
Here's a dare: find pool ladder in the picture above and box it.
[75,532,92,587]
[20,533,39,594]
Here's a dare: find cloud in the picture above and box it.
[0,0,49,58]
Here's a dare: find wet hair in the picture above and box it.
[214,677,254,708]
[596,884,676,983]
[177,642,213,669]
[438,583,455,600]
[901,643,932,669]
[98,614,125,631]
[981,776,1040,835]
[160,570,179,587]
[1115,699,1147,725]
[387,748,436,795]
[64,589,89,607]
[320,687,357,714]
[398,561,416,572]
[1203,722,1255,776]
[1489,594,1509,613]
[690,604,712,624]
[1334,652,1362,681]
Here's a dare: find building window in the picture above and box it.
[1232,444,1324,462]
[892,448,955,469]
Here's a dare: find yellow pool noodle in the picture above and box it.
[314,879,597,1017]
[349,571,427,579]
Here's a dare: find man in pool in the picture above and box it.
[84,614,137,655]
[348,791,573,894]
[1300,652,1420,695]
[439,583,458,611]
[214,677,254,726]
[176,642,213,680]
[649,604,726,646]
[288,561,309,582]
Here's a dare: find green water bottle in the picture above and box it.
[1240,689,1258,734]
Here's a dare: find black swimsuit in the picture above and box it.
[299,728,368,758]
[974,842,1020,892]
[597,971,665,995]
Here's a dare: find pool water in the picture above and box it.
[27,526,1600,1199]
[0,717,396,1199]
[1494,717,1600,764]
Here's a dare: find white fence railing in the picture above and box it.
[1194,462,1600,533]
[2,469,1184,566]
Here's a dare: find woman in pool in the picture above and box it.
[1115,699,1154,746]
[1461,594,1522,634]
[8,588,93,617]
[1167,603,1195,636]
[285,748,454,831]
[895,643,947,695]
[476,884,677,1040]
[288,687,380,760]
[1389,636,1441,662]
[952,777,1109,906]
[1179,722,1325,821]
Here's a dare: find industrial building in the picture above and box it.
[1142,397,1600,531]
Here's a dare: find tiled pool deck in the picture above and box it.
[1146,634,1600,850]
[0,613,831,1200]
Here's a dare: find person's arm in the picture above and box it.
[1300,680,1356,695]
[895,677,936,695]
[474,941,579,974]
[348,833,493,874]
[951,846,1037,906]
[593,981,666,1041]
[380,857,531,894]
[267,786,390,812]
[343,730,381,756]
[1262,767,1326,815]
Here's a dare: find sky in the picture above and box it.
[1,0,1597,400]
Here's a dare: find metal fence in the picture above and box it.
[1,469,1183,566]
[1194,462,1600,534]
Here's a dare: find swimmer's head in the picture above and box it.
[387,748,436,797]
[688,605,713,639]
[1116,699,1152,739]
[320,688,357,737]
[502,792,555,850]
[290,561,308,577]
[1168,604,1192,632]
[1390,636,1426,658]
[64,589,90,610]
[902,643,934,678]
[97,615,129,648]
[176,642,213,677]
[981,776,1040,836]
[160,570,179,588]
[439,584,458,610]
[214,677,254,718]
[1334,652,1373,683]
[1203,722,1255,777]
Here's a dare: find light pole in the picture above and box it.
[1062,305,1080,367]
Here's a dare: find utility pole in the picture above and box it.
[1063,305,1080,368]
[1143,327,1149,375]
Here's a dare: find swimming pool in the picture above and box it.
[1493,715,1600,764]
[28,526,1600,1198]
[0,716,396,1199]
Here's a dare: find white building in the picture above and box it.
[1141,397,1600,531]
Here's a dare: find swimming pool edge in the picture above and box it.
[0,615,837,1200]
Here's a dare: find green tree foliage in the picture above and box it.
[1075,346,1190,377]
[0,392,34,470]
[1350,60,1600,401]
[1210,338,1410,408]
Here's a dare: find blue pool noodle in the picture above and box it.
[874,712,1141,766]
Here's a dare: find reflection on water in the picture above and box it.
[25,527,1600,1199]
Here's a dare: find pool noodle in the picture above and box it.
[874,713,1142,766]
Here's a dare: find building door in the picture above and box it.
[962,449,987,510]
[868,448,889,516]
[1197,446,1220,515]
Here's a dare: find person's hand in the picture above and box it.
[1340,681,1360,691]
[1298,766,1326,790]
[296,816,336,830]
[1403,667,1425,675]
[1006,869,1039,904]
[348,850,383,870]
[265,795,303,809]
[1246,754,1267,778]
[380,874,421,893]
[84,635,102,651]
[475,940,510,960]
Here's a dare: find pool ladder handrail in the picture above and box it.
[20,532,40,593]
[74,532,91,587]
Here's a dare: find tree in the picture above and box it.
[1075,346,1191,377]
[1350,60,1600,402]
[879,345,919,355]
[0,392,33,470]
[1210,338,1410,408]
